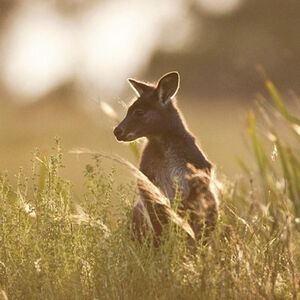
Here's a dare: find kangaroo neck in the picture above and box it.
[148,119,194,151]
[152,103,190,140]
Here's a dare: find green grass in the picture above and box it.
[0,83,300,299]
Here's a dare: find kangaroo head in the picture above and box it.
[114,71,180,141]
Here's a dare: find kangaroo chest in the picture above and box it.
[140,147,190,203]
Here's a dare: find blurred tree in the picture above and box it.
[0,0,299,100]
[149,0,300,98]
[0,0,16,28]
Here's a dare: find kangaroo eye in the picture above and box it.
[134,109,145,116]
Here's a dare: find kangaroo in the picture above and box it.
[114,71,218,243]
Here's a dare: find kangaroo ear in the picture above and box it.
[156,71,180,105]
[128,78,152,96]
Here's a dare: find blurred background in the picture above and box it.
[0,0,299,188]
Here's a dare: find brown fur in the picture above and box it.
[114,71,218,244]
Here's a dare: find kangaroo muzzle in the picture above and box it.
[114,124,137,141]
[113,126,125,141]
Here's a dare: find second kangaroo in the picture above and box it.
[114,71,218,243]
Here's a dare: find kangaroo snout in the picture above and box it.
[114,117,139,141]
[113,126,125,141]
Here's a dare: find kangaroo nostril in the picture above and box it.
[114,127,123,137]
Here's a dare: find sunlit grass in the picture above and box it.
[0,83,299,299]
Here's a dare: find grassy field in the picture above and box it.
[0,82,299,299]
[0,90,254,178]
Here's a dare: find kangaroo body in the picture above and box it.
[114,72,217,242]
[140,127,211,202]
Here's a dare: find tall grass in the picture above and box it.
[0,84,299,299]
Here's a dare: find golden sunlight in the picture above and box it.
[197,0,244,15]
[0,0,189,102]
[1,2,74,102]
